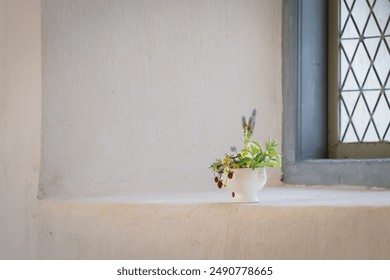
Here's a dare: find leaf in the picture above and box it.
[251,141,262,149]
[253,153,261,162]
[249,145,260,156]
[237,157,251,166]
[265,139,278,150]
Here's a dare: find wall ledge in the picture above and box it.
[36,185,390,259]
[39,185,390,207]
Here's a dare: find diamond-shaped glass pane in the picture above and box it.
[343,71,360,90]
[342,91,360,113]
[341,39,359,61]
[351,96,371,140]
[373,93,390,139]
[364,14,381,37]
[352,43,371,83]
[352,0,370,34]
[340,40,359,90]
[342,17,360,38]
[339,0,390,143]
[374,40,390,86]
[372,0,390,35]
[343,125,359,142]
[363,67,381,89]
[363,122,379,141]
[364,37,380,59]
[363,90,381,112]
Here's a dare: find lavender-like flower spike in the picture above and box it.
[230,146,237,153]
[248,116,254,132]
[252,108,257,117]
[242,116,247,131]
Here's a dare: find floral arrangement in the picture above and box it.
[210,109,281,189]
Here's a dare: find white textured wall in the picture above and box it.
[0,0,41,258]
[40,0,282,197]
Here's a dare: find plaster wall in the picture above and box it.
[0,0,41,259]
[40,0,282,197]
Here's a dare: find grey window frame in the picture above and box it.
[282,0,390,188]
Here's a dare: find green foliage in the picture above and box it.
[210,109,281,188]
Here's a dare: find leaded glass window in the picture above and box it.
[338,0,390,143]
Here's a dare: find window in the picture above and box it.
[282,0,390,187]
[328,0,390,158]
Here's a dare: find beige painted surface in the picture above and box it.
[0,0,41,259]
[37,189,390,260]
[1,0,390,260]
